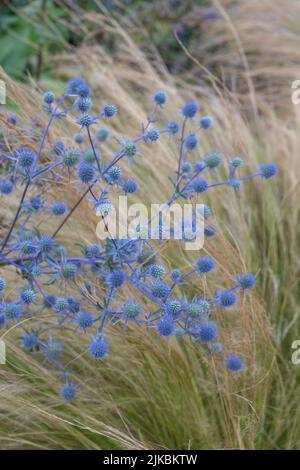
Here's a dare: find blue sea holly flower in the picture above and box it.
[167,121,180,134]
[22,333,38,350]
[76,311,94,330]
[196,256,215,274]
[237,273,256,289]
[170,269,182,283]
[61,263,77,280]
[153,90,167,105]
[198,322,218,343]
[122,141,137,160]
[60,383,77,402]
[52,140,65,156]
[39,235,55,253]
[95,128,109,142]
[122,178,138,194]
[182,100,198,118]
[219,291,237,308]
[260,162,277,179]
[88,335,109,360]
[151,280,170,299]
[203,152,222,169]
[123,301,141,319]
[227,355,244,372]
[20,288,36,305]
[230,157,244,168]
[107,270,125,288]
[43,91,55,104]
[211,342,223,353]
[200,116,213,129]
[157,315,175,337]
[146,129,160,142]
[51,202,67,216]
[76,97,92,113]
[74,133,84,144]
[0,178,14,195]
[63,147,81,167]
[78,162,95,183]
[55,298,69,313]
[149,264,165,279]
[18,149,36,169]
[193,178,208,194]
[184,134,198,151]
[165,299,182,318]
[0,278,6,292]
[67,77,87,95]
[77,114,96,128]
[3,302,21,321]
[103,104,117,118]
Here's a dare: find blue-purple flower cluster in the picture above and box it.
[0,78,277,401]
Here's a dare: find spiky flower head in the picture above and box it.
[0,277,6,292]
[198,321,218,343]
[193,178,208,194]
[151,280,170,299]
[200,115,213,129]
[88,335,109,360]
[108,166,122,181]
[76,97,92,113]
[95,128,109,142]
[194,161,206,173]
[182,162,192,173]
[166,299,182,318]
[107,270,125,288]
[122,178,138,194]
[20,288,36,305]
[203,151,222,169]
[61,263,77,280]
[146,129,160,142]
[237,273,256,289]
[43,91,55,104]
[260,162,277,179]
[167,121,180,134]
[39,235,55,253]
[22,333,38,350]
[157,315,175,337]
[55,298,69,313]
[184,133,198,151]
[153,90,167,105]
[60,383,77,402]
[182,100,198,118]
[20,240,36,256]
[74,133,84,144]
[123,301,141,319]
[187,300,210,319]
[219,290,237,308]
[18,149,36,168]
[63,147,81,167]
[227,355,244,372]
[0,178,14,195]
[3,302,21,320]
[170,268,182,283]
[77,114,96,128]
[230,157,244,168]
[76,311,94,330]
[149,264,165,279]
[103,104,118,118]
[196,256,215,274]
[52,140,65,156]
[78,162,95,183]
[83,148,100,163]
[51,202,67,216]
[123,141,137,159]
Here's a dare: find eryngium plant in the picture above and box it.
[0,78,277,401]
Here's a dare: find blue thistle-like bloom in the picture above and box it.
[170,268,182,283]
[63,147,81,167]
[167,121,180,134]
[198,321,218,343]
[51,202,67,216]
[193,178,208,194]
[227,355,244,372]
[230,157,244,168]
[3,302,21,320]
[20,288,36,305]
[200,115,213,129]
[77,82,91,98]
[151,280,170,299]
[76,97,92,113]
[30,196,43,211]
[204,224,217,238]
[182,100,198,118]
[122,178,138,194]
[78,162,95,183]
[237,273,256,289]
[20,240,36,256]
[0,277,6,292]
[61,263,77,280]
[187,300,210,319]
[229,179,242,190]
[153,90,167,105]
[7,114,17,125]
[55,298,69,313]
[149,264,165,279]
[103,104,117,118]
[123,301,141,319]
[18,149,36,169]
[39,235,55,253]
[194,161,206,173]
[108,166,122,181]
[123,141,137,159]
[77,114,96,128]
[95,128,109,142]
[60,383,77,402]
[67,77,87,95]
[147,129,160,142]
[157,315,175,337]
[196,256,215,274]
[182,162,192,173]
[22,333,38,350]
[107,270,125,288]
[31,265,42,277]
[166,299,182,318]
[83,148,100,164]
[0,178,14,195]
[219,290,237,308]
[87,244,101,258]
[88,335,109,360]
[203,152,222,169]
[67,297,81,313]
[74,133,84,144]
[43,91,55,104]
[260,162,277,179]
[44,294,56,308]
[184,134,198,151]
[76,311,94,330]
